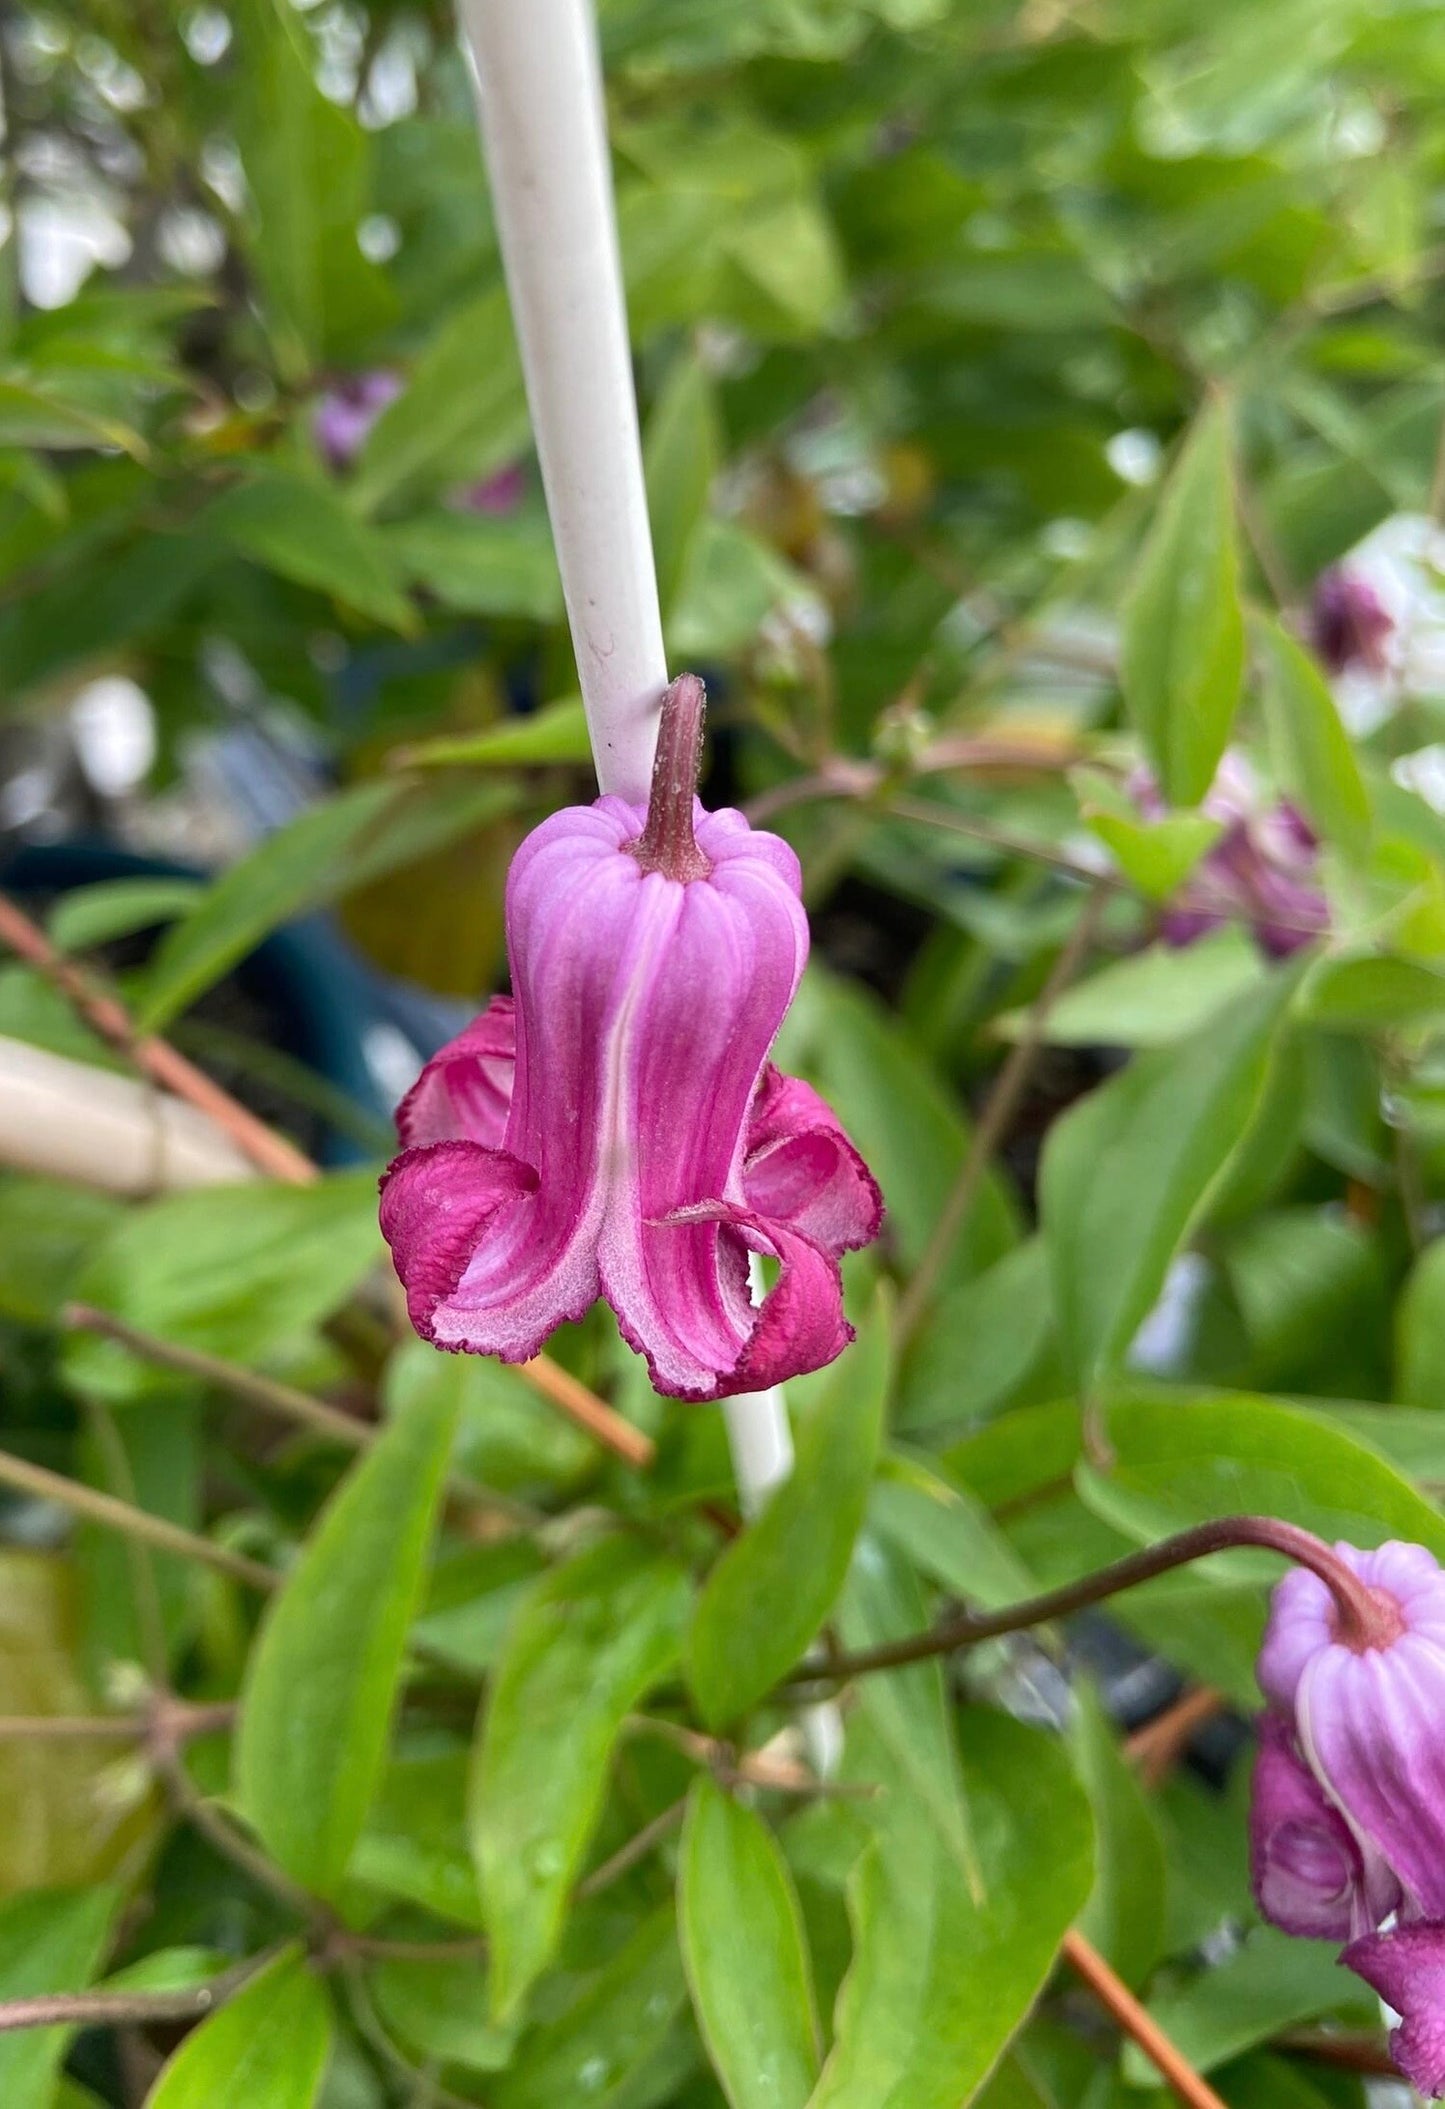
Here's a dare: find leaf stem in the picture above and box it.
[0,1950,279,2037]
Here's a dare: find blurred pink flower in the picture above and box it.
[1135,754,1329,960]
[312,370,402,472]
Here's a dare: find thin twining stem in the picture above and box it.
[0,1443,276,1593]
[0,1950,281,2037]
[782,1516,1387,1690]
[63,1304,537,1526]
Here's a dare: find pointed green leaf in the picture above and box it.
[144,1948,332,2109]
[1256,613,1371,863]
[679,1776,821,2109]
[204,470,413,629]
[1039,974,1293,1389]
[645,353,720,616]
[688,1306,889,1730]
[471,1539,691,2023]
[235,1383,459,1895]
[1120,404,1245,805]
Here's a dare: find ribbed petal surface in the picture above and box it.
[378,793,880,1396]
[1263,1541,1445,1918]
[1343,1924,1445,2098]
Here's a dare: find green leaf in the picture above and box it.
[645,353,720,617]
[1255,614,1371,863]
[1124,1927,1370,2083]
[667,517,808,657]
[1396,1237,1445,1409]
[0,1887,116,2109]
[382,510,562,621]
[203,470,414,630]
[1070,1686,1167,1989]
[144,1947,332,2109]
[396,696,592,770]
[897,1237,1058,1430]
[350,1748,484,1931]
[0,1176,122,1325]
[231,0,392,377]
[810,1709,1094,2109]
[778,967,1018,1280]
[234,1379,459,1895]
[1088,1383,1445,1557]
[837,1532,977,1885]
[869,1458,1037,1609]
[1120,403,1245,805]
[1085,811,1224,901]
[679,1777,821,2109]
[138,777,513,1029]
[1040,975,1293,1390]
[369,1952,513,2075]
[471,1539,691,2022]
[48,878,203,954]
[63,1176,381,1404]
[352,287,528,512]
[491,1907,688,2109]
[689,1305,889,1729]
[996,931,1267,1050]
[1298,953,1445,1030]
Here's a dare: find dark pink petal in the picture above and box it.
[396,997,516,1149]
[1249,1712,1397,1941]
[632,1200,853,1401]
[743,1067,882,1259]
[1312,567,1395,677]
[379,1141,536,1344]
[1343,1925,1445,2097]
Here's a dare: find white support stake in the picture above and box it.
[458,0,842,1774]
[456,0,667,804]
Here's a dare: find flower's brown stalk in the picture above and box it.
[1062,1930,1228,2109]
[782,1516,1388,1690]
[0,891,653,1470]
[629,673,711,882]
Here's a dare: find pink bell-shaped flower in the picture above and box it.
[380,674,881,1400]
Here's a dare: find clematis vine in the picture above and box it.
[380,673,881,1400]
[1252,1536,1445,2098]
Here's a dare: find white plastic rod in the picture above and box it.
[456,0,667,804]
[0,1038,257,1195]
[460,0,840,1773]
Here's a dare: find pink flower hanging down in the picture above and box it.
[380,674,881,1400]
[1251,1538,1445,2097]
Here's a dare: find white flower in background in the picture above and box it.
[1312,514,1445,736]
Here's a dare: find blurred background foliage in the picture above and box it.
[2,0,1445,2102]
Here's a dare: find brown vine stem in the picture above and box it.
[781,1515,1388,1690]
[0,1701,234,1744]
[0,1443,276,1593]
[0,1948,282,2037]
[896,882,1109,1349]
[63,1304,538,1525]
[1062,1930,1228,2109]
[1125,1686,1226,1788]
[0,890,653,1470]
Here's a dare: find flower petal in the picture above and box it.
[1249,1712,1394,1941]
[379,1141,536,1341]
[625,1201,853,1401]
[1343,1924,1445,2098]
[396,997,516,1149]
[743,1067,882,1258]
